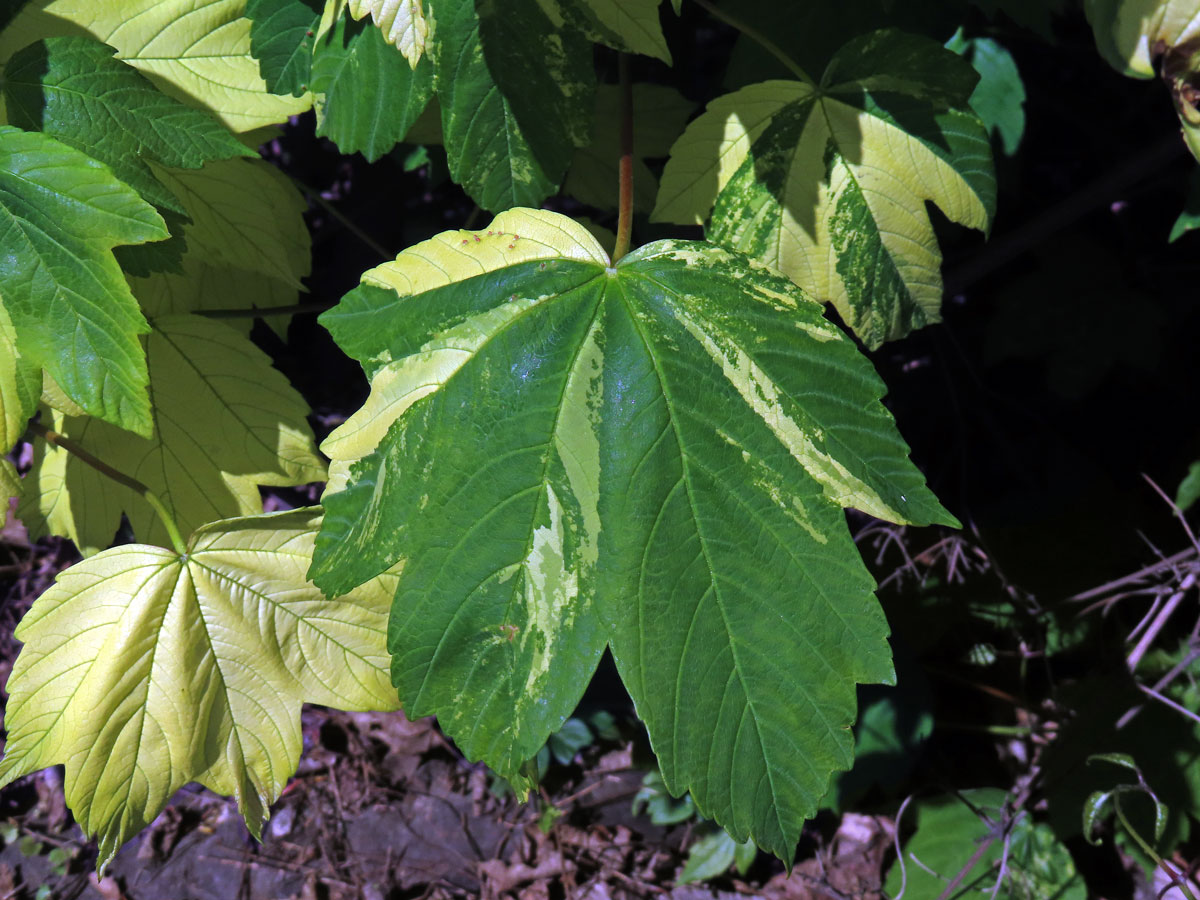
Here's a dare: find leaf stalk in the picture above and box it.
[1113,796,1197,900]
[612,53,635,264]
[27,419,188,556]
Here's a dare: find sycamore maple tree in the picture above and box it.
[0,0,1192,876]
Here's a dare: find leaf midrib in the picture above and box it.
[609,270,788,845]
[408,273,607,745]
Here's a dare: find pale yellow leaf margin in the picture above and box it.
[324,209,607,493]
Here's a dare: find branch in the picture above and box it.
[1127,571,1195,671]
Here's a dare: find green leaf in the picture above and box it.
[1170,168,1200,242]
[1042,674,1199,853]
[633,769,696,825]
[564,83,693,213]
[0,508,398,871]
[547,717,593,765]
[949,33,1026,156]
[310,208,953,859]
[311,9,433,162]
[885,790,1086,899]
[826,646,933,812]
[1006,821,1089,899]
[1177,460,1200,511]
[1086,754,1169,843]
[247,0,324,96]
[0,302,40,454]
[733,834,757,874]
[3,34,254,279]
[3,36,255,214]
[654,29,996,348]
[0,125,166,435]
[0,0,311,132]
[677,828,740,884]
[433,0,595,211]
[347,0,428,65]
[20,314,326,554]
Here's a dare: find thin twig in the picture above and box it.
[1144,474,1200,557]
[1118,645,1200,730]
[890,794,916,900]
[1128,572,1195,670]
[1137,682,1200,728]
[987,824,1014,900]
[289,175,391,260]
[1128,592,1169,643]
[934,833,998,900]
[1069,547,1197,603]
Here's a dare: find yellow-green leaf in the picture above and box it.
[20,315,326,554]
[39,371,86,418]
[653,30,996,348]
[0,458,18,506]
[0,508,398,870]
[150,159,309,288]
[650,80,794,225]
[0,0,310,132]
[347,0,427,65]
[0,302,39,454]
[127,158,310,334]
[129,256,298,337]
